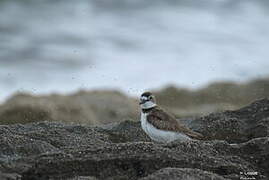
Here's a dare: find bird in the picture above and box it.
[139,92,204,143]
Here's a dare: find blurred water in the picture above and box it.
[0,0,269,101]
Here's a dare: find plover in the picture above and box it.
[139,92,203,143]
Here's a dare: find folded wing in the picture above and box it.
[147,107,204,140]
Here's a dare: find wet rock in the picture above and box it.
[139,168,228,180]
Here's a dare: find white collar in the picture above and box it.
[140,101,157,110]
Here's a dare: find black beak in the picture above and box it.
[139,99,147,105]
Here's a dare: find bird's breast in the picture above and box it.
[140,112,148,134]
[140,112,191,143]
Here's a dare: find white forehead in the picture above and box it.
[140,96,148,100]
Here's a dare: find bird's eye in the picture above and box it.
[149,96,152,100]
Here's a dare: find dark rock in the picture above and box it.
[232,137,269,178]
[67,176,98,180]
[189,98,269,143]
[20,140,265,180]
[98,120,151,143]
[0,99,269,179]
[0,172,21,180]
[139,168,228,180]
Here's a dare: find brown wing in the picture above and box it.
[147,107,204,140]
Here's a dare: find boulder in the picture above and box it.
[188,98,269,143]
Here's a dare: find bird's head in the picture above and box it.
[139,92,157,109]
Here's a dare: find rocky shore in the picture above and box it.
[0,98,269,180]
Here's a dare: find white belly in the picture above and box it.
[140,113,191,143]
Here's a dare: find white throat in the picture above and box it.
[140,101,157,109]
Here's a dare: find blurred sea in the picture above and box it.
[0,0,269,101]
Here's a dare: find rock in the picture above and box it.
[0,99,269,179]
[0,105,52,125]
[189,98,269,143]
[0,172,21,180]
[233,137,269,178]
[0,121,110,158]
[20,140,267,180]
[139,168,228,180]
[67,176,99,180]
[0,90,138,125]
[154,78,269,117]
[98,120,151,143]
